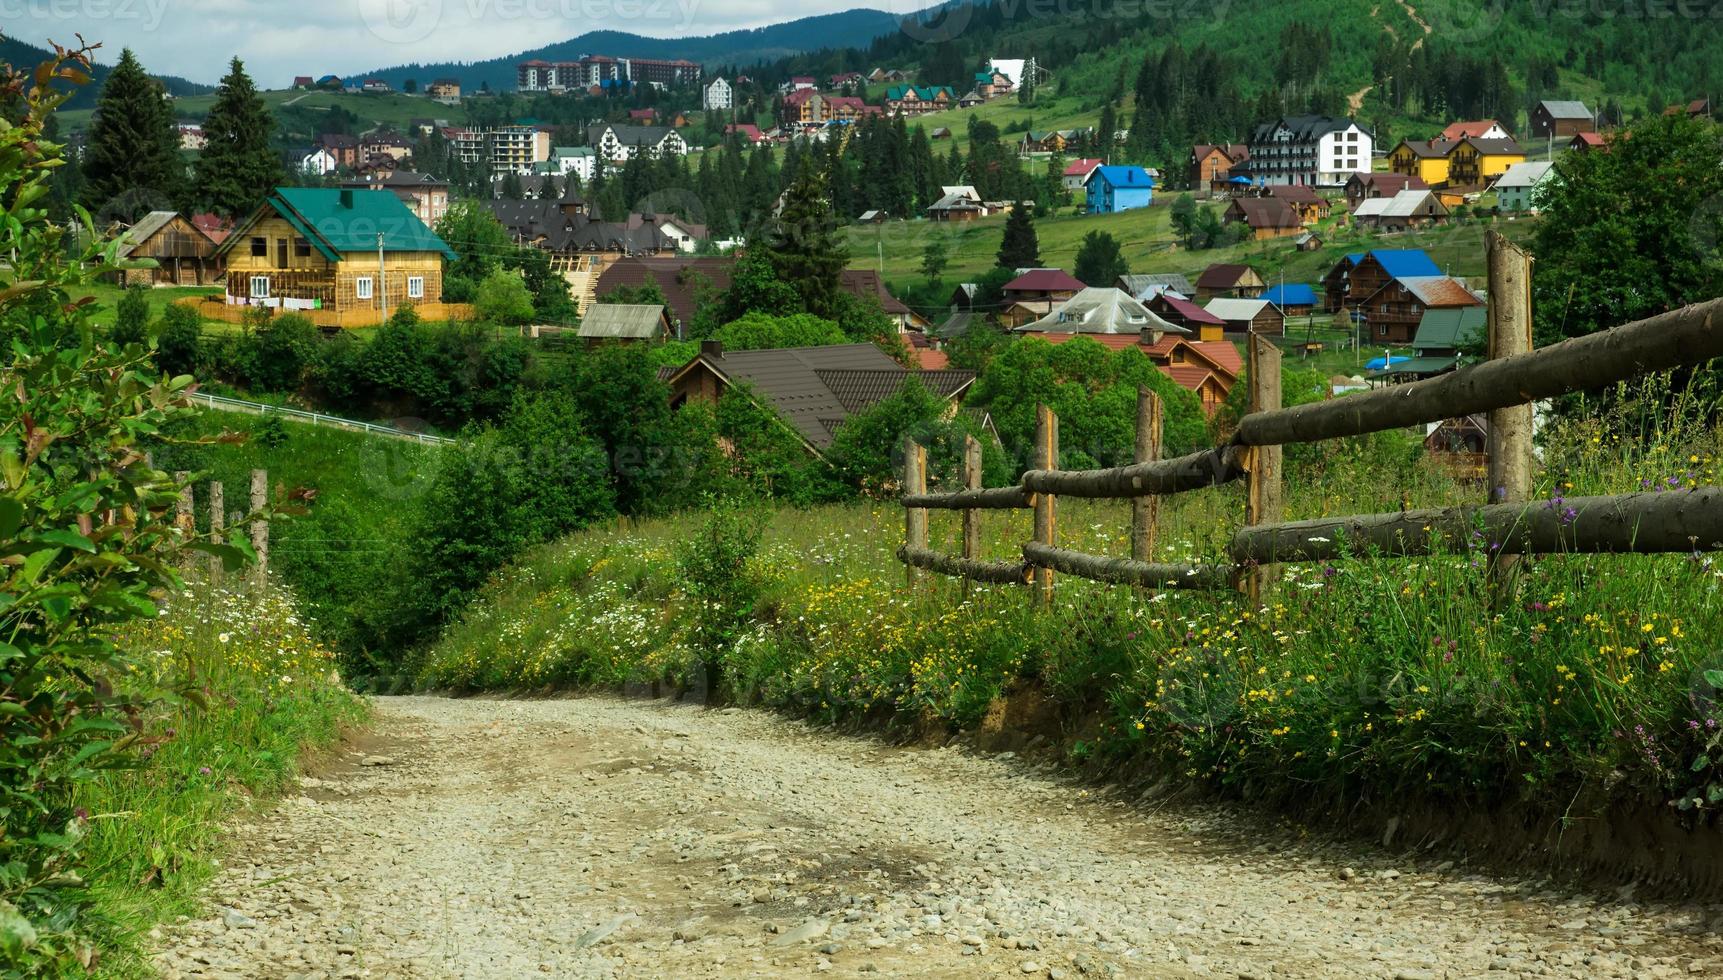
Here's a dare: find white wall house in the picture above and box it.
[300,148,339,176]
[1246,115,1373,187]
[703,77,732,111]
[586,124,689,163]
[549,146,596,181]
[1494,161,1556,213]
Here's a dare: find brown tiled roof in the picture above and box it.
[1196,263,1258,289]
[1266,185,1323,204]
[838,269,912,315]
[1440,120,1505,140]
[1230,198,1303,229]
[1003,269,1085,293]
[814,368,975,414]
[596,256,734,326]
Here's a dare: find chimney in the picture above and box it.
[1140,326,1162,347]
[700,339,722,358]
[339,188,354,208]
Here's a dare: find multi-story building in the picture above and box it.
[1244,115,1372,187]
[426,79,461,104]
[703,77,733,111]
[444,126,552,176]
[517,57,701,92]
[586,124,689,163]
[341,171,451,227]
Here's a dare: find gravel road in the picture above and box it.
[156,695,1723,979]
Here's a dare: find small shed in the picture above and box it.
[1204,297,1285,337]
[577,303,672,344]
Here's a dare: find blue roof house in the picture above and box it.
[1261,283,1319,310]
[1085,165,1155,214]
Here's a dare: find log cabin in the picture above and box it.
[113,211,223,286]
[215,188,455,327]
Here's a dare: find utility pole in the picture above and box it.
[376,232,388,321]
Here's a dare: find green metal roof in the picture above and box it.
[1412,306,1486,352]
[1367,354,1466,379]
[221,187,455,262]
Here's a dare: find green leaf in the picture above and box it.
[0,498,21,538]
[1706,669,1723,690]
[37,529,95,553]
[1693,754,1711,772]
[19,547,59,586]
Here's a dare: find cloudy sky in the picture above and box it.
[9,0,878,85]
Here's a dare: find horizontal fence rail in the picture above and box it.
[189,391,455,446]
[896,234,1723,605]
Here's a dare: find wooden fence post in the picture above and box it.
[903,437,927,590]
[1486,231,1535,585]
[173,471,194,535]
[961,434,982,596]
[249,469,269,588]
[1131,388,1162,566]
[1244,336,1284,603]
[1032,404,1058,608]
[208,481,225,586]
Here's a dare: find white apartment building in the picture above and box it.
[1245,115,1373,187]
[703,76,733,111]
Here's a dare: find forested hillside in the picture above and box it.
[0,35,211,107]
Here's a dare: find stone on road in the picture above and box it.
[155,696,1723,978]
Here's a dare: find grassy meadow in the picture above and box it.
[420,381,1723,826]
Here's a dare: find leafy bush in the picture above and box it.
[715,311,846,351]
[677,498,766,699]
[474,268,535,326]
[236,311,318,392]
[154,303,203,377]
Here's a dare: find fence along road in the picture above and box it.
[898,232,1723,602]
[188,391,454,446]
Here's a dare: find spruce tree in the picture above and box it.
[768,168,847,320]
[81,49,183,219]
[196,58,283,218]
[996,203,1040,270]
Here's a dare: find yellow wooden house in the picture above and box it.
[214,188,456,328]
[1388,136,1526,190]
[1387,140,1452,185]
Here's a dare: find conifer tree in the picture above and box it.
[996,203,1040,270]
[80,49,183,218]
[195,58,282,217]
[768,168,847,319]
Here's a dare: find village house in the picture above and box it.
[1013,287,1184,338]
[1665,98,1712,120]
[1446,137,1525,187]
[661,341,974,455]
[576,303,674,345]
[1353,188,1450,231]
[925,185,988,222]
[1243,115,1372,187]
[1494,161,1556,213]
[1369,306,1485,380]
[1223,197,1304,239]
[1144,291,1226,341]
[1260,283,1318,318]
[781,90,882,129]
[1194,263,1266,300]
[1440,120,1512,141]
[426,79,462,104]
[215,187,455,327]
[1531,100,1594,140]
[112,211,223,286]
[362,79,392,93]
[177,125,206,151]
[724,123,767,145]
[1568,131,1606,154]
[1360,275,1482,344]
[999,268,1085,327]
[1117,273,1196,301]
[299,148,339,176]
[1061,158,1103,190]
[340,171,450,227]
[1343,172,1428,210]
[595,255,732,327]
[1321,248,1442,312]
[1264,184,1331,223]
[1204,296,1284,336]
[1085,165,1155,214]
[1189,143,1249,193]
[319,133,362,169]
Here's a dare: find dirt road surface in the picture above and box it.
[156,696,1723,979]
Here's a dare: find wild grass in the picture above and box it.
[421,381,1723,822]
[78,583,365,976]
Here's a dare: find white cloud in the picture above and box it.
[7,0,869,85]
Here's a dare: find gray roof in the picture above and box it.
[1539,100,1593,120]
[1203,297,1275,323]
[481,199,669,254]
[116,211,186,257]
[936,310,977,339]
[1412,306,1486,352]
[577,304,668,339]
[1494,161,1555,189]
[1117,273,1195,299]
[589,123,677,147]
[1018,288,1188,336]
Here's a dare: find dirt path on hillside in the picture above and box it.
[156,696,1723,979]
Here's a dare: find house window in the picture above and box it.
[355,276,374,300]
[249,275,270,298]
[250,236,267,257]
[407,276,425,299]
[295,238,311,258]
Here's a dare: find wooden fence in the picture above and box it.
[172,469,270,587]
[181,297,477,330]
[897,233,1723,603]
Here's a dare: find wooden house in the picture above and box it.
[1265,184,1331,223]
[1223,197,1303,239]
[1387,139,1454,185]
[113,211,223,286]
[1359,275,1481,344]
[1344,172,1427,210]
[1446,137,1524,188]
[1146,292,1226,342]
[1189,143,1248,193]
[1194,263,1265,300]
[1321,249,1442,312]
[1440,120,1512,141]
[576,303,672,345]
[1260,283,1318,318]
[1531,100,1593,140]
[1203,297,1284,337]
[1568,131,1606,154]
[215,188,455,328]
[1424,415,1489,481]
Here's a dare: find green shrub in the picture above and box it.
[677,499,766,700]
[110,282,150,345]
[155,303,203,377]
[237,310,318,392]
